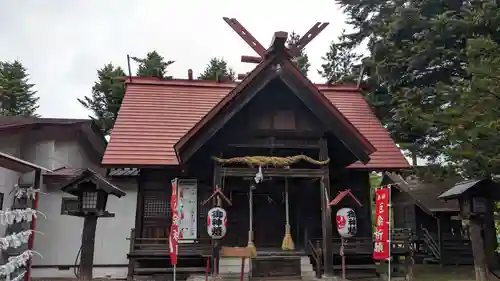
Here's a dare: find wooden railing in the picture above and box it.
[421,227,440,260]
[308,230,412,258]
[126,228,212,257]
[309,237,375,255]
[307,239,322,278]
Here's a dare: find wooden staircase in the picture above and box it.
[421,227,440,263]
[419,227,473,265]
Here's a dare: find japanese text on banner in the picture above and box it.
[169,179,181,265]
[373,187,389,260]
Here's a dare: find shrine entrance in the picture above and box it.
[253,178,291,248]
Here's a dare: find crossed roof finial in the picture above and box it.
[222,17,329,64]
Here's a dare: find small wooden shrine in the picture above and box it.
[382,172,473,265]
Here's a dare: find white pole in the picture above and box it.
[387,184,392,281]
[173,264,177,281]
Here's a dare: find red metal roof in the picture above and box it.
[102,78,409,169]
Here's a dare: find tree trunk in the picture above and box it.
[470,217,489,281]
[410,147,418,166]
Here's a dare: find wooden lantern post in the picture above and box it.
[60,169,126,280]
[329,189,363,280]
[439,179,500,281]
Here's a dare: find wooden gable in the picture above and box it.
[174,32,376,166]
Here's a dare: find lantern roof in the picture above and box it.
[60,168,126,198]
[329,189,362,207]
[438,179,500,201]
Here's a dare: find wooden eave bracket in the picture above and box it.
[202,185,232,206]
[328,189,363,208]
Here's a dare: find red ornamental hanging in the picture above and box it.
[169,179,182,265]
[373,187,390,260]
[207,207,227,239]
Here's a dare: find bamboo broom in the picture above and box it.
[247,184,257,257]
[282,178,295,250]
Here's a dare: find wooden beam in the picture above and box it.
[237,73,247,80]
[289,22,329,57]
[241,55,262,64]
[227,138,321,149]
[219,167,325,178]
[223,17,266,57]
[80,216,98,280]
[134,175,144,238]
[320,139,334,277]
[268,31,288,54]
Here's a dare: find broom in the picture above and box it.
[247,184,257,257]
[282,178,295,250]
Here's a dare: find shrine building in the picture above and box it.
[102,18,410,279]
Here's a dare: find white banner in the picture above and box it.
[178,179,197,241]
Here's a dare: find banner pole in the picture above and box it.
[387,184,392,281]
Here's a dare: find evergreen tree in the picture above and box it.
[334,0,472,163]
[78,64,126,135]
[0,60,39,116]
[317,32,394,131]
[132,50,174,80]
[287,32,311,76]
[317,30,361,83]
[198,57,236,81]
[80,51,175,135]
[438,36,500,178]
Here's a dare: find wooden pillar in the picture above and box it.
[469,216,489,281]
[437,213,450,266]
[212,164,221,275]
[127,228,136,281]
[80,215,98,280]
[26,169,42,281]
[134,176,144,237]
[483,200,498,269]
[319,139,334,277]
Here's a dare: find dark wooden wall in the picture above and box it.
[137,169,172,239]
[330,170,373,238]
[392,189,417,232]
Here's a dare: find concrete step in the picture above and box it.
[300,256,314,276]
[220,257,250,274]
[220,256,315,277]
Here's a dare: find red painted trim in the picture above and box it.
[25,192,39,281]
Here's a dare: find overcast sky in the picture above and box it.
[0,0,355,119]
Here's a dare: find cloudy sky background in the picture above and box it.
[0,0,356,119]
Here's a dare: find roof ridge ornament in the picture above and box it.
[222,17,329,64]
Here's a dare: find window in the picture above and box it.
[0,192,3,210]
[402,206,414,230]
[61,197,79,215]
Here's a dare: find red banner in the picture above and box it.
[373,187,390,260]
[169,178,179,265]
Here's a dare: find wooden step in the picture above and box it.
[252,257,301,278]
[134,267,206,274]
